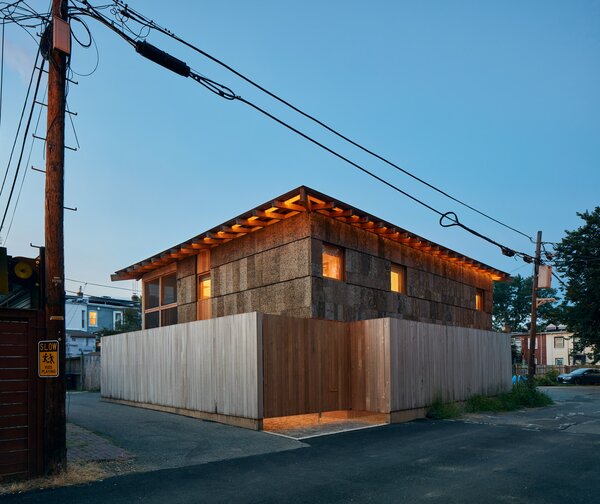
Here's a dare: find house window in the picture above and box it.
[81,310,85,329]
[144,271,178,329]
[113,311,123,329]
[89,311,98,327]
[197,274,212,321]
[322,243,344,280]
[555,358,564,365]
[554,337,564,349]
[475,289,484,311]
[390,264,407,294]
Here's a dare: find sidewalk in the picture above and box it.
[67,423,133,464]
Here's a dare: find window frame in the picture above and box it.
[113,310,123,329]
[197,251,212,321]
[554,336,564,349]
[322,243,345,281]
[143,264,178,329]
[390,263,407,294]
[88,310,98,327]
[475,288,484,311]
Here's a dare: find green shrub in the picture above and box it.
[426,398,463,419]
[466,383,553,413]
[534,370,560,386]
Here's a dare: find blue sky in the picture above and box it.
[1,0,598,298]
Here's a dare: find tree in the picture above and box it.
[554,207,600,362]
[493,274,564,332]
[94,307,141,337]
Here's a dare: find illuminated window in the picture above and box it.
[143,272,178,329]
[322,243,343,280]
[475,289,484,311]
[197,274,212,321]
[89,311,98,326]
[390,264,407,294]
[554,337,564,349]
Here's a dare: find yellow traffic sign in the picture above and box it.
[39,340,59,378]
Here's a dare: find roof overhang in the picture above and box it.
[112,186,510,282]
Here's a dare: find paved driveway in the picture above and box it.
[66,392,305,471]
[8,386,599,503]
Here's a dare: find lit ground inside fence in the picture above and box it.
[263,411,388,439]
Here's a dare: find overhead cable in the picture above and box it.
[92,0,535,243]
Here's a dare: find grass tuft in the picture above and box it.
[0,462,108,496]
[466,383,553,413]
[426,398,463,419]
[426,384,553,419]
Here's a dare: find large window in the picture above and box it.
[144,271,178,329]
[390,264,407,294]
[89,310,98,327]
[322,243,344,281]
[554,337,564,349]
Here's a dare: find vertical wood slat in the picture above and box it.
[101,312,262,420]
[0,309,44,481]
[262,315,350,418]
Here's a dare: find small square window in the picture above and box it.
[322,244,344,281]
[475,289,484,311]
[555,358,564,366]
[391,264,407,294]
[199,274,211,300]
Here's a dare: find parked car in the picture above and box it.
[556,368,600,385]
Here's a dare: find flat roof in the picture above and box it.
[112,185,509,282]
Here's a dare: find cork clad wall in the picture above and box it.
[210,213,314,319]
[203,210,492,330]
[310,212,492,329]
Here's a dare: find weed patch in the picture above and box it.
[426,398,463,419]
[426,384,553,419]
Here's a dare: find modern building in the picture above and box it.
[106,186,511,430]
[65,290,140,357]
[112,186,507,331]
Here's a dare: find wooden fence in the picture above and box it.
[101,312,263,429]
[102,313,511,428]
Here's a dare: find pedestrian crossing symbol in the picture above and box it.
[39,340,59,378]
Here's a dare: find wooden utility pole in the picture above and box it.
[527,230,542,381]
[44,0,68,474]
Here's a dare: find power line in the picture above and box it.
[65,277,139,292]
[4,84,46,243]
[92,0,535,243]
[0,46,40,200]
[0,19,5,131]
[69,5,538,264]
[0,52,43,236]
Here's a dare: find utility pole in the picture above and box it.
[527,230,542,381]
[44,0,68,474]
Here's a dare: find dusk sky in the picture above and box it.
[1,0,598,298]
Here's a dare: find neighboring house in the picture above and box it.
[112,186,508,330]
[514,324,593,366]
[65,291,140,357]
